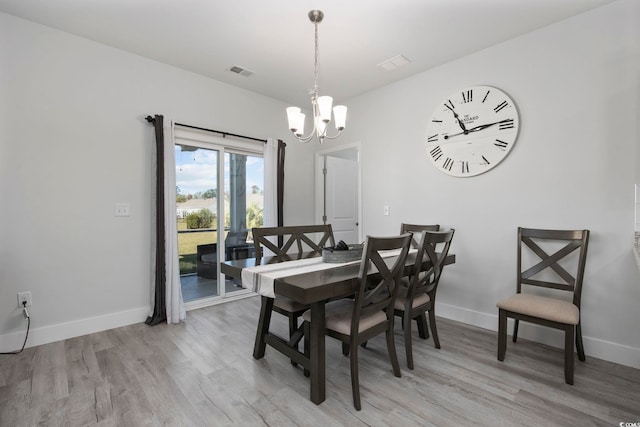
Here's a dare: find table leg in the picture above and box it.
[309,301,326,404]
[253,296,274,359]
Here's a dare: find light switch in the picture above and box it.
[114,203,130,217]
[383,205,390,216]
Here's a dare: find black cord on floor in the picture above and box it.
[0,307,31,355]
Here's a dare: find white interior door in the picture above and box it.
[317,146,360,244]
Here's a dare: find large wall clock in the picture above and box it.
[425,85,519,177]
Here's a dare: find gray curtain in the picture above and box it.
[146,115,166,326]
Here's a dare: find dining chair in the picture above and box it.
[224,230,253,260]
[399,225,441,332]
[196,230,253,279]
[496,227,590,385]
[252,225,335,261]
[400,223,440,248]
[394,223,440,343]
[303,233,413,411]
[393,228,455,369]
[251,224,335,362]
[344,223,441,357]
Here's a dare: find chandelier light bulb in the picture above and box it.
[317,96,333,122]
[333,105,347,130]
[295,113,306,136]
[286,107,301,132]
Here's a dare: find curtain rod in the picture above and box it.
[145,115,267,143]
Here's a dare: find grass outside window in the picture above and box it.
[177,218,218,275]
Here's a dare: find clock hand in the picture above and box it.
[466,119,513,133]
[443,130,466,139]
[445,104,468,133]
[444,119,512,139]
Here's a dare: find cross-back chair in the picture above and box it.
[395,224,440,346]
[252,225,334,261]
[394,228,455,369]
[303,233,412,411]
[400,223,440,248]
[497,227,590,384]
[251,224,335,363]
[348,223,441,358]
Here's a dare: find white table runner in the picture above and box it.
[241,249,411,298]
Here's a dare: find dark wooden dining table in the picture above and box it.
[221,251,456,405]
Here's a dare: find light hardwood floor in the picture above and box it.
[1,296,639,426]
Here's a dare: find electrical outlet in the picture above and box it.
[114,203,130,217]
[17,291,32,308]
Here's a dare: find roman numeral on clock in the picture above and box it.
[461,161,469,173]
[494,139,509,150]
[430,146,443,161]
[482,90,490,103]
[482,155,490,165]
[462,89,473,103]
[427,134,439,143]
[443,157,454,171]
[499,119,514,130]
[494,101,509,113]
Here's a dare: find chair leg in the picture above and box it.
[289,314,299,366]
[349,341,361,411]
[564,325,575,385]
[512,319,519,343]
[497,309,507,361]
[289,315,298,342]
[404,311,414,370]
[342,343,350,357]
[576,323,586,362]
[416,313,429,339]
[253,296,274,359]
[428,308,441,349]
[386,320,401,378]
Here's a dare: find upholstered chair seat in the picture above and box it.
[394,286,430,311]
[303,299,387,336]
[497,294,579,325]
[274,296,309,313]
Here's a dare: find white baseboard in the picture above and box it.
[437,302,640,370]
[0,306,150,352]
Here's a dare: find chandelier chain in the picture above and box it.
[313,20,319,96]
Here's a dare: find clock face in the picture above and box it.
[425,85,519,177]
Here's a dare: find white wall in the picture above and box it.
[320,0,640,368]
[0,12,315,350]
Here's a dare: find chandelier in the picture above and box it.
[286,10,347,144]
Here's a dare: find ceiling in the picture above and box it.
[0,0,615,107]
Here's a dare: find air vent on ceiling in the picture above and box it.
[227,65,254,77]
[377,54,411,71]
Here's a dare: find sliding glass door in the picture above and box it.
[174,131,264,307]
